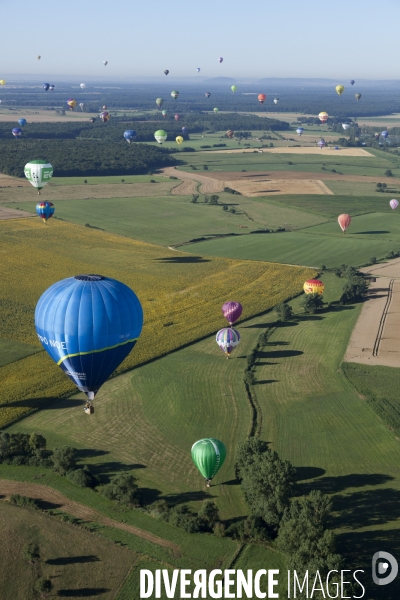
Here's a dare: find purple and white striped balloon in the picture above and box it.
[390,199,399,210]
[222,301,243,325]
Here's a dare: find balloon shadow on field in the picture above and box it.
[256,349,303,360]
[295,473,394,496]
[88,461,146,484]
[0,397,83,411]
[255,379,279,385]
[331,487,400,529]
[156,256,210,263]
[57,588,110,597]
[223,479,240,486]
[164,490,214,504]
[353,230,390,235]
[295,466,326,481]
[47,555,100,566]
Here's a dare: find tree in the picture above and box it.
[300,293,324,314]
[191,194,199,203]
[52,446,77,475]
[23,542,40,563]
[222,204,228,211]
[203,165,208,170]
[209,195,219,205]
[340,275,368,303]
[369,256,377,264]
[198,500,220,530]
[235,440,296,530]
[275,303,294,322]
[67,465,98,488]
[34,577,53,597]
[384,169,393,177]
[101,473,140,505]
[243,371,256,385]
[29,433,46,452]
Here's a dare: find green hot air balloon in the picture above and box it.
[191,438,226,487]
[213,107,219,113]
[154,130,168,144]
[156,98,164,109]
[231,85,237,93]
[171,90,179,100]
[24,160,53,194]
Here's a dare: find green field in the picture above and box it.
[0,337,41,368]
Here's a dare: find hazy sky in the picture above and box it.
[2,0,399,79]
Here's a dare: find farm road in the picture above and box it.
[0,479,181,556]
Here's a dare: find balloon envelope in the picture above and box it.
[216,327,240,356]
[12,128,22,138]
[164,69,169,76]
[318,139,326,148]
[350,80,355,85]
[381,131,389,139]
[205,92,211,98]
[196,68,201,73]
[182,126,187,133]
[336,85,345,96]
[156,98,164,108]
[24,161,53,190]
[99,111,110,122]
[103,60,108,66]
[171,90,179,100]
[80,83,86,89]
[222,301,242,325]
[213,107,219,113]
[49,85,55,91]
[338,213,351,232]
[176,136,184,145]
[79,102,85,111]
[36,201,54,222]
[342,123,351,131]
[35,275,143,399]
[124,130,137,143]
[258,93,266,104]
[174,114,180,121]
[296,128,304,136]
[231,85,237,93]
[226,129,234,138]
[18,119,27,127]
[42,83,50,91]
[191,438,226,480]
[355,93,361,101]
[303,279,324,295]
[318,112,329,123]
[161,110,167,117]
[390,199,399,210]
[0,80,5,86]
[154,130,167,144]
[67,98,77,110]
[218,57,223,63]
[273,98,279,104]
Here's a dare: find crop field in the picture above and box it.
[0,501,136,600]
[188,226,400,268]
[0,218,314,428]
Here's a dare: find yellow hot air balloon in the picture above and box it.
[336,85,345,96]
[303,279,325,295]
[176,136,184,145]
[0,80,6,86]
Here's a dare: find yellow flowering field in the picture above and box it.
[0,219,315,427]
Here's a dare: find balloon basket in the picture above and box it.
[84,405,94,415]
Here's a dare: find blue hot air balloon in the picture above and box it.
[36,201,55,223]
[35,275,143,408]
[18,118,27,127]
[49,84,55,91]
[124,130,137,144]
[350,79,355,85]
[12,127,22,138]
[381,131,389,139]
[43,83,50,91]
[182,126,188,133]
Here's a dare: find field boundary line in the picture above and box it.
[373,278,394,357]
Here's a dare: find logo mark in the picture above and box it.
[372,552,398,585]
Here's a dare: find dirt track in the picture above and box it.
[0,206,34,220]
[200,171,400,185]
[200,147,373,157]
[160,167,224,195]
[345,259,400,367]
[0,479,181,556]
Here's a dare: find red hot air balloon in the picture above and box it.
[258,94,266,105]
[338,214,351,233]
[222,301,242,326]
[174,114,180,121]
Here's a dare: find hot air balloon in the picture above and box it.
[338,213,351,233]
[205,92,211,98]
[336,85,345,96]
[12,127,22,138]
[164,70,169,76]
[273,98,279,104]
[37,55,41,60]
[318,139,326,149]
[216,328,240,357]
[318,112,329,123]
[103,60,108,66]
[80,83,86,89]
[124,130,136,144]
[18,118,27,127]
[196,68,201,73]
[42,83,50,91]
[222,301,242,325]
[258,94,266,105]
[49,85,55,91]
[67,98,77,110]
[176,136,184,145]
[99,111,110,122]
[350,80,355,85]
[231,85,237,93]
[161,110,167,117]
[0,80,6,86]
[182,126,187,133]
[171,90,179,100]
[213,107,219,113]
[36,201,54,223]
[154,130,167,144]
[156,97,164,109]
[342,123,351,131]
[374,133,380,139]
[218,57,223,63]
[303,279,324,295]
[226,129,234,139]
[102,105,107,110]
[79,102,85,111]
[390,199,399,210]
[191,438,226,487]
[35,275,143,412]
[355,93,361,101]
[89,117,96,123]
[296,127,304,136]
[381,131,389,139]
[24,161,53,194]
[174,114,180,121]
